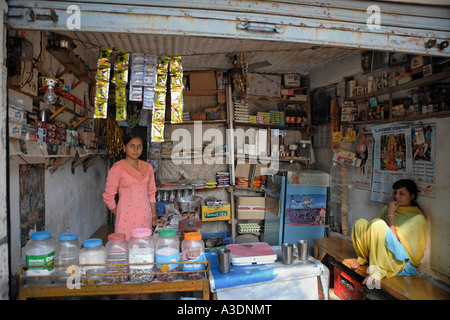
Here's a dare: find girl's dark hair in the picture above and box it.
[393,179,419,206]
[122,133,143,146]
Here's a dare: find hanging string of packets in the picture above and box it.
[94,48,130,121]
[113,51,129,121]
[94,47,112,119]
[151,55,184,143]
[93,48,184,138]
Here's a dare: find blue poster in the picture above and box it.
[285,193,326,226]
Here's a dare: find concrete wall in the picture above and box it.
[310,52,450,284]
[0,0,9,300]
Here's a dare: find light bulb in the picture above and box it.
[43,85,58,105]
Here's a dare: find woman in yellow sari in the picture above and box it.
[351,179,426,286]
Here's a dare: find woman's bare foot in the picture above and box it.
[362,275,377,287]
[350,259,361,269]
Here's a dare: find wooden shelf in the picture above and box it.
[50,47,95,89]
[345,70,450,101]
[183,89,225,96]
[233,121,307,131]
[343,108,450,125]
[235,153,310,163]
[165,119,227,125]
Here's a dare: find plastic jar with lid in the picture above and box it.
[181,232,205,280]
[128,228,155,283]
[24,231,55,285]
[155,229,180,281]
[105,233,129,283]
[54,233,80,284]
[79,238,106,285]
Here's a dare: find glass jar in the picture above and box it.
[105,233,129,283]
[24,231,55,285]
[181,232,205,280]
[155,229,180,281]
[54,233,80,284]
[128,228,155,283]
[79,238,106,285]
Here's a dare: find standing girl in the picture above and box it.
[103,133,158,240]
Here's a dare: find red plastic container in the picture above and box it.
[333,265,363,300]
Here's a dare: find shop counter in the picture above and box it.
[206,245,329,300]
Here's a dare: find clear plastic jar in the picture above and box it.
[24,231,55,285]
[181,232,205,280]
[105,233,129,283]
[155,229,180,281]
[128,228,155,283]
[79,238,106,285]
[54,233,80,284]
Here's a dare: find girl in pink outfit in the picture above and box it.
[103,134,158,240]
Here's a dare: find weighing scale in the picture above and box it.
[173,195,202,234]
[226,242,277,266]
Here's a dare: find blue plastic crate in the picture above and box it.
[201,230,232,246]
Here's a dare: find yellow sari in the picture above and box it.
[351,206,426,279]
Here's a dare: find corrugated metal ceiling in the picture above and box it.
[57,31,359,75]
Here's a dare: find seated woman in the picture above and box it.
[351,179,426,286]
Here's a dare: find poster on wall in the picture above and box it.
[411,122,436,197]
[353,133,374,190]
[19,164,45,248]
[371,122,414,203]
[285,193,326,226]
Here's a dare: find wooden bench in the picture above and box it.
[313,236,450,300]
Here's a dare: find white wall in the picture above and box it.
[9,156,108,274]
[310,53,450,284]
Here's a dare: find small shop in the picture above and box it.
[1,0,450,301]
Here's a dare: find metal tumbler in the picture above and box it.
[218,248,230,273]
[282,243,293,265]
[297,240,308,261]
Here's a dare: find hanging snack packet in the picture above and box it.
[157,55,169,72]
[171,104,183,124]
[170,56,182,73]
[151,122,165,142]
[171,73,183,92]
[116,87,127,121]
[156,73,168,91]
[98,47,112,67]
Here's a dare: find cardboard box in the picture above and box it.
[247,73,281,97]
[236,196,265,220]
[288,170,330,187]
[202,203,231,221]
[189,71,217,91]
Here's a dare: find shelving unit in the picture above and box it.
[229,85,312,243]
[343,70,450,125]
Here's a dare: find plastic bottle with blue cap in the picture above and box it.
[55,233,80,284]
[24,231,55,285]
[79,238,106,284]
